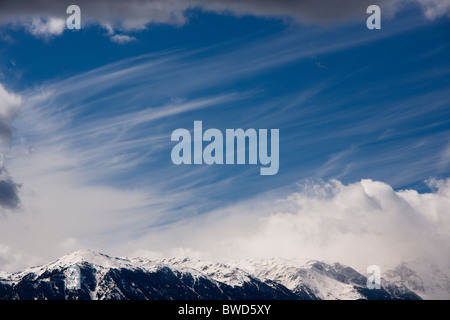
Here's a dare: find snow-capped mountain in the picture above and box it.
[0,250,429,300]
[384,261,450,300]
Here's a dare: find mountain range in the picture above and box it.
[0,250,447,300]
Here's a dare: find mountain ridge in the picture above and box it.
[0,250,436,300]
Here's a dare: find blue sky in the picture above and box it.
[0,1,449,270]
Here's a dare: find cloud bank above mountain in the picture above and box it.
[131,178,450,271]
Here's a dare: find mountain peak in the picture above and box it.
[55,250,143,270]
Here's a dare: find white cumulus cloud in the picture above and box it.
[28,18,65,38]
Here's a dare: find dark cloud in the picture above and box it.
[194,0,399,24]
[0,0,448,38]
[0,165,20,210]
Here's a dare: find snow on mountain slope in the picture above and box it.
[163,257,252,287]
[384,261,450,300]
[0,250,428,300]
[230,258,365,300]
[7,250,158,281]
